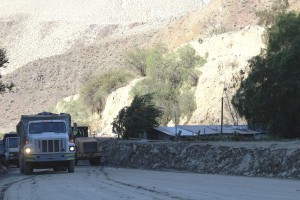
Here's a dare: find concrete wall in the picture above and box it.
[98,139,300,179]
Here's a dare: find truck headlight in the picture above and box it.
[25,147,32,154]
[69,146,75,152]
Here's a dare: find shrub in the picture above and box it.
[129,44,205,125]
[80,69,135,113]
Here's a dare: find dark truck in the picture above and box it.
[17,112,76,175]
[72,124,101,166]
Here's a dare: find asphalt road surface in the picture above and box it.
[1,165,299,200]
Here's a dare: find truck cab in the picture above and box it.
[72,125,101,166]
[17,112,75,175]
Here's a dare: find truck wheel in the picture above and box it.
[24,162,32,175]
[89,157,101,166]
[68,160,75,173]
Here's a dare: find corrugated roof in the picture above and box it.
[154,125,261,136]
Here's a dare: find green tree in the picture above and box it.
[112,94,164,139]
[232,12,300,138]
[129,44,205,124]
[125,47,149,76]
[0,49,14,94]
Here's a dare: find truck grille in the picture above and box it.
[83,142,98,153]
[34,139,66,153]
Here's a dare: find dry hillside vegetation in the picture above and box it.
[0,0,300,134]
[153,0,300,49]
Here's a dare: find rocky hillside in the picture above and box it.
[0,0,208,133]
[0,0,300,134]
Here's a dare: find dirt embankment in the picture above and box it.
[99,139,300,179]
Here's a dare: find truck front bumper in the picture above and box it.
[24,153,75,162]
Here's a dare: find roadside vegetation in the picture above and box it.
[80,69,135,114]
[111,44,206,138]
[127,44,206,125]
[232,11,300,138]
[112,94,164,139]
[53,69,135,126]
[63,43,205,138]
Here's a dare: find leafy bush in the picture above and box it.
[80,69,135,113]
[128,44,205,125]
[125,48,149,76]
[112,94,164,139]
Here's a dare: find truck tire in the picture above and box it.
[24,162,32,175]
[89,157,101,166]
[68,160,75,173]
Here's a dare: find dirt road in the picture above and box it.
[1,166,299,200]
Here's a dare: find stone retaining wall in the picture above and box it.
[98,139,300,179]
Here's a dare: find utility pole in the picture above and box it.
[174,110,178,141]
[221,96,224,134]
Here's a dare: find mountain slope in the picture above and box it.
[0,0,208,133]
[0,0,299,134]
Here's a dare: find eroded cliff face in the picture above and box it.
[97,79,143,136]
[189,26,265,126]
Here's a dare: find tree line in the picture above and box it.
[232,12,300,138]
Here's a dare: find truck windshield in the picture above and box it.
[8,138,19,148]
[29,122,67,134]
